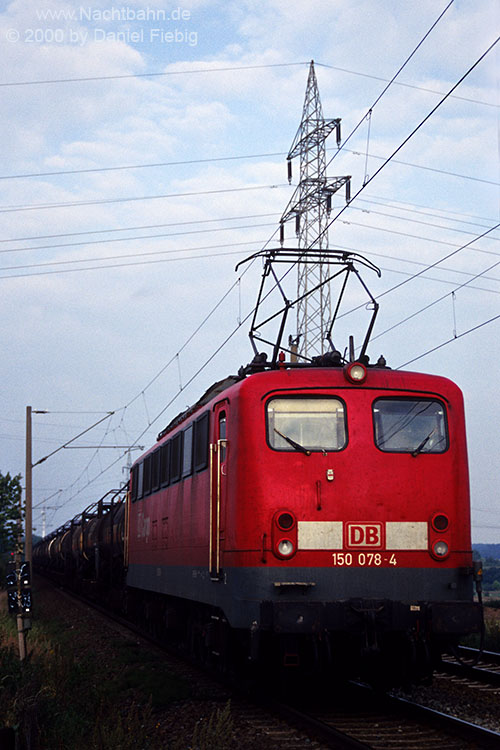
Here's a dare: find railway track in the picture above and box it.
[439,646,500,687]
[36,578,500,749]
[268,682,500,750]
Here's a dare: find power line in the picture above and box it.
[0,219,277,257]
[358,196,498,228]
[1,49,494,110]
[0,240,263,280]
[0,151,286,181]
[346,148,499,186]
[364,250,500,289]
[5,234,499,296]
[346,205,498,240]
[1,197,495,250]
[0,212,279,246]
[0,61,308,88]
[320,34,500,246]
[1,143,495,189]
[338,218,500,251]
[315,64,496,109]
[0,183,288,214]
[4,208,497,276]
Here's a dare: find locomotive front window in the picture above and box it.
[267,397,346,452]
[373,398,448,454]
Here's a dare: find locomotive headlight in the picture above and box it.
[344,362,367,384]
[278,539,295,557]
[433,540,449,558]
[273,511,297,559]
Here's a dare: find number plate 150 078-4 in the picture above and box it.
[331,552,398,566]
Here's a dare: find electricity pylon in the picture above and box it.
[281,60,350,359]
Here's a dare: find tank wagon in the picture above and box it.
[34,358,483,684]
[34,489,126,604]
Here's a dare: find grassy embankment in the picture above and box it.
[0,583,232,749]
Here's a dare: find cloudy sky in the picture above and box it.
[0,0,498,543]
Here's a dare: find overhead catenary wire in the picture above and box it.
[397,313,500,369]
[371,255,500,343]
[44,231,274,514]
[123,274,243,409]
[338,221,500,327]
[32,412,114,467]
[49,268,257,513]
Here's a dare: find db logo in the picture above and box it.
[346,523,383,548]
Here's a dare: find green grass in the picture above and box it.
[191,700,234,750]
[0,600,190,749]
[103,640,190,708]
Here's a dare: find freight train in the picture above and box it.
[33,355,483,685]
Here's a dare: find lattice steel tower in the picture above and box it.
[281,61,350,359]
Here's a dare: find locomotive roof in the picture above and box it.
[155,358,462,445]
[157,374,241,440]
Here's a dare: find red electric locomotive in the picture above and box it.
[33,247,483,684]
[125,357,482,683]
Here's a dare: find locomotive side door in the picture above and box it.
[209,402,228,580]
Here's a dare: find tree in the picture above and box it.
[0,471,23,553]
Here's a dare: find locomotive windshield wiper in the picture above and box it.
[412,430,435,457]
[274,428,311,456]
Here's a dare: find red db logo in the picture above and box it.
[346,523,383,548]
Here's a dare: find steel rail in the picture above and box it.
[440,646,500,687]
